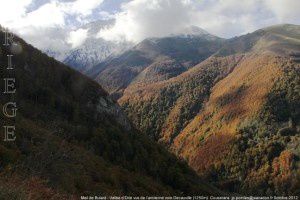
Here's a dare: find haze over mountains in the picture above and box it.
[43,19,133,72]
[46,20,219,75]
[63,20,134,73]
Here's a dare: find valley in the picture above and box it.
[1,0,300,198]
[0,29,222,199]
[84,24,300,195]
[0,23,299,198]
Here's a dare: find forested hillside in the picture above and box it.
[0,29,221,199]
[118,24,300,195]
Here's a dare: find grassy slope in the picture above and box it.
[0,30,221,199]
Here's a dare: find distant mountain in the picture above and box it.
[87,27,224,97]
[63,20,133,72]
[42,19,133,72]
[0,29,222,198]
[118,24,300,195]
[170,25,219,40]
[44,49,68,62]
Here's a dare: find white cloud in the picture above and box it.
[19,26,71,59]
[98,0,195,42]
[70,0,104,16]
[98,0,300,42]
[1,0,300,55]
[99,11,115,20]
[192,0,274,38]
[16,1,66,28]
[265,0,300,23]
[0,0,32,27]
[0,0,104,55]
[0,0,101,29]
[67,28,88,48]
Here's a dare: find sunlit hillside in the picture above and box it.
[119,24,300,195]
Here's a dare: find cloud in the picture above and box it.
[192,0,274,38]
[98,0,195,42]
[19,26,71,60]
[98,11,115,20]
[98,0,300,42]
[69,0,104,16]
[0,0,32,27]
[1,0,300,55]
[0,0,104,54]
[0,0,104,29]
[265,0,300,23]
[16,1,66,28]
[67,28,88,48]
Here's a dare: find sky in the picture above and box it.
[0,0,299,53]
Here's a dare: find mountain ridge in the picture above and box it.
[88,30,224,97]
[0,28,223,198]
[63,19,133,72]
[117,24,300,195]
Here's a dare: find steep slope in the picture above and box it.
[0,29,222,198]
[172,53,300,195]
[88,27,224,97]
[119,24,300,195]
[172,24,300,195]
[120,55,243,142]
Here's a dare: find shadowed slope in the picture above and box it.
[0,29,222,199]
[88,31,224,97]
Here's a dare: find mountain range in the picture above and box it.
[117,24,300,195]
[1,22,299,198]
[0,29,222,199]
[63,20,133,73]
[63,23,300,195]
[87,26,224,98]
